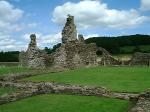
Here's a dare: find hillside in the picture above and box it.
[85,34,150,54]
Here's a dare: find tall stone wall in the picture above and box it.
[62,14,77,43]
[52,15,98,68]
[19,34,47,68]
[53,42,97,69]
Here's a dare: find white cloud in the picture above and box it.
[26,23,38,28]
[0,0,25,51]
[0,1,39,51]
[84,34,99,39]
[0,34,27,51]
[22,32,61,49]
[0,0,24,33]
[52,0,148,29]
[0,1,23,22]
[141,0,150,11]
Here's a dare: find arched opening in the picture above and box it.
[96,50,103,62]
[96,50,103,56]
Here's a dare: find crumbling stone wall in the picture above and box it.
[97,47,121,66]
[0,81,110,104]
[53,15,122,68]
[101,55,121,66]
[53,42,97,68]
[19,34,47,68]
[130,52,150,66]
[78,34,85,43]
[53,15,98,68]
[62,14,77,43]
[19,51,28,66]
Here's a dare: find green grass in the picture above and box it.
[0,87,18,96]
[0,67,29,76]
[0,94,129,112]
[24,67,150,93]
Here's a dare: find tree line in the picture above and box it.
[0,51,19,62]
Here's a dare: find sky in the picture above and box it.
[0,0,150,51]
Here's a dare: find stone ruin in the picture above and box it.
[19,15,150,68]
[52,15,98,68]
[62,14,77,43]
[19,34,47,68]
[130,52,150,66]
[52,15,123,68]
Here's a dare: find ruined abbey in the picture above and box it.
[19,15,150,68]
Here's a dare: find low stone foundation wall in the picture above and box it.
[0,81,111,104]
[0,90,39,104]
[112,92,139,100]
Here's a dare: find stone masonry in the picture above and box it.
[62,14,77,43]
[19,34,47,68]
[53,15,122,68]
[53,42,97,68]
[130,52,150,66]
[53,15,98,68]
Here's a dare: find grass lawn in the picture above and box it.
[0,94,129,112]
[24,67,150,93]
[0,67,30,76]
[0,87,18,96]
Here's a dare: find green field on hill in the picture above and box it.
[24,67,150,93]
[120,45,150,54]
[0,94,129,112]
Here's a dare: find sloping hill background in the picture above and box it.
[85,34,150,54]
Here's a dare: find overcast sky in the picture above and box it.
[0,0,150,51]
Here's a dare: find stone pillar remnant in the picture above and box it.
[62,14,77,43]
